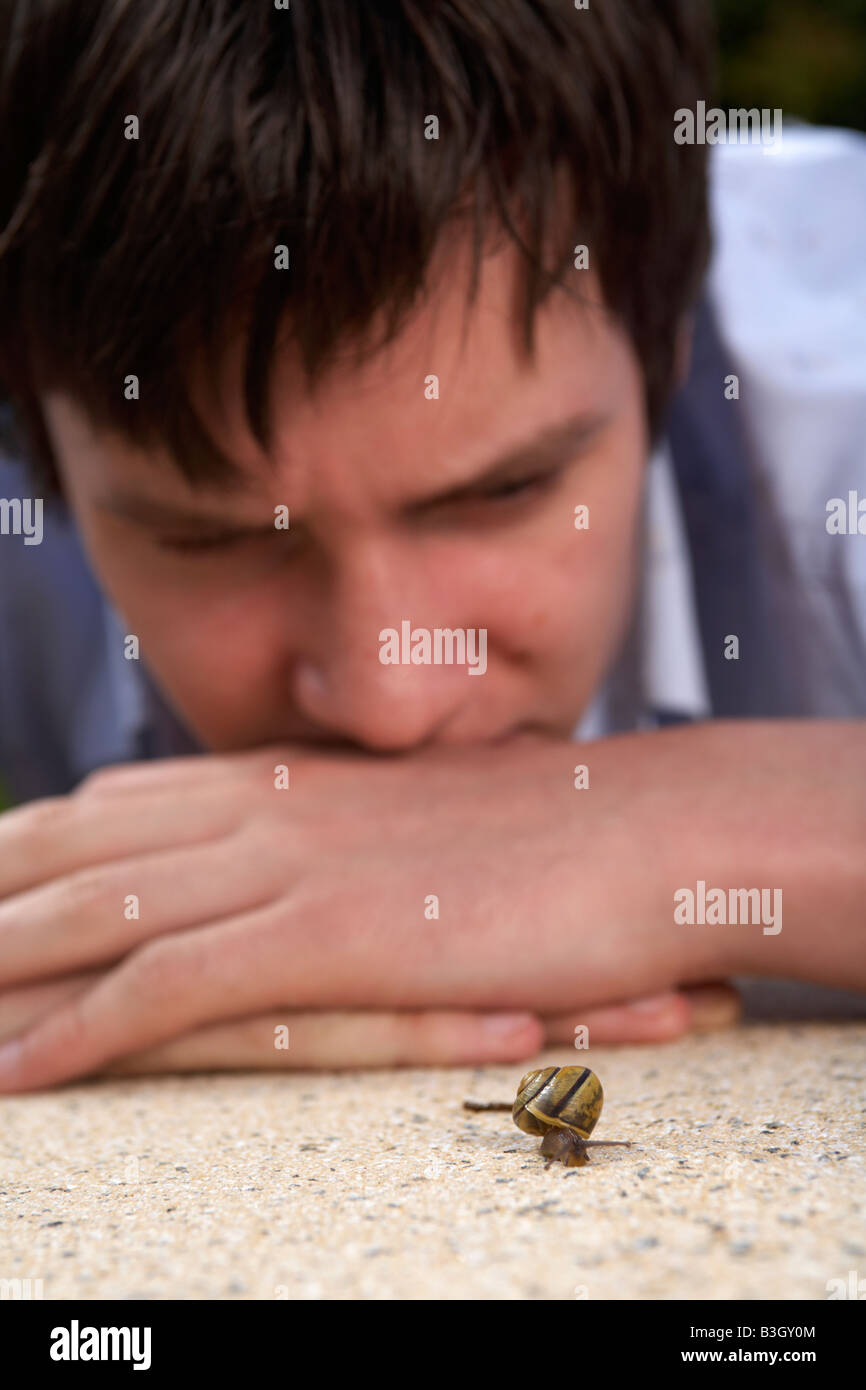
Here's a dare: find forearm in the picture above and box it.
[393,720,866,1015]
[640,719,866,991]
[0,721,861,1094]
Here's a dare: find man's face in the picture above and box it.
[43,238,648,752]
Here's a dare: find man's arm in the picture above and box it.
[0,720,861,1090]
[656,720,866,990]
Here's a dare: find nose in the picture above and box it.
[290,540,476,751]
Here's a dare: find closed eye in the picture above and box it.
[431,465,565,519]
[155,468,565,550]
[156,527,282,553]
[477,471,554,501]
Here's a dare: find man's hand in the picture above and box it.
[0,966,739,1078]
[7,725,828,1090]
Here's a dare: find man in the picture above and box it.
[0,1,863,1090]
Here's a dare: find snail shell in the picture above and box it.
[513,1065,603,1139]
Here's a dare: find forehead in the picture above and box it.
[45,237,634,512]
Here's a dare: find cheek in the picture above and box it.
[478,491,642,699]
[478,501,639,665]
[153,590,290,719]
[443,526,620,675]
[84,533,290,717]
[536,533,632,662]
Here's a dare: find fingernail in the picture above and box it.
[481,1012,535,1037]
[628,992,677,1014]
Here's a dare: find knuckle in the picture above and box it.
[62,864,118,911]
[13,796,68,838]
[57,994,92,1053]
[131,942,184,1005]
[76,768,114,796]
[76,764,140,796]
[28,992,93,1069]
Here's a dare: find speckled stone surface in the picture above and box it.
[1,1024,864,1300]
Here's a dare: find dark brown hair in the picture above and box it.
[0,0,714,494]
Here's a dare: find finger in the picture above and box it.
[98,1009,544,1075]
[0,893,427,1088]
[0,787,242,899]
[0,971,101,1042]
[0,833,277,987]
[543,991,691,1044]
[0,900,348,1089]
[543,983,742,1045]
[0,881,577,1089]
[0,891,522,1088]
[74,749,271,797]
[0,898,719,1091]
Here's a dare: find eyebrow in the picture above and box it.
[94,408,610,530]
[407,408,610,512]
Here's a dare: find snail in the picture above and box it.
[463,1065,631,1168]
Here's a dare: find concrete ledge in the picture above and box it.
[1,1022,863,1300]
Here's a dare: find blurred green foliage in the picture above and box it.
[716,0,866,130]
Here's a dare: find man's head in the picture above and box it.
[0,0,713,751]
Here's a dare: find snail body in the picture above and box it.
[464,1065,631,1168]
